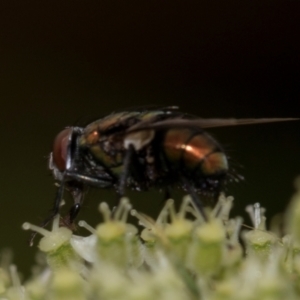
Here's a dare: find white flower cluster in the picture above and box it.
[1,182,300,300]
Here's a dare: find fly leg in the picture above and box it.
[69,187,83,224]
[29,181,65,246]
[118,144,135,197]
[64,183,85,227]
[182,177,208,222]
[113,144,135,213]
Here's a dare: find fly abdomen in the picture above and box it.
[163,129,228,176]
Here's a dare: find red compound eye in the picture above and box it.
[52,128,72,171]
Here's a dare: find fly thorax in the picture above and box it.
[79,129,123,168]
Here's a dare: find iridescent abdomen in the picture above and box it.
[163,129,228,176]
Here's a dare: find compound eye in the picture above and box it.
[52,128,72,171]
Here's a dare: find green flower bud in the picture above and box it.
[22,215,81,270]
[93,199,142,268]
[187,219,225,275]
[243,229,277,259]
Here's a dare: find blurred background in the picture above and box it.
[0,1,299,277]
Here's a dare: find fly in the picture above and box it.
[30,107,298,245]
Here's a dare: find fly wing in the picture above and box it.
[125,117,299,133]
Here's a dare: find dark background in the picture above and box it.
[0,1,299,277]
